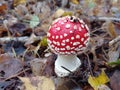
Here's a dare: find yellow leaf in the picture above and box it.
[70,0,79,4]
[62,12,73,17]
[14,0,26,7]
[97,70,110,84]
[88,70,109,90]
[19,77,37,90]
[88,75,99,90]
[19,76,55,90]
[37,76,55,90]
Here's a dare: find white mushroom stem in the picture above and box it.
[55,54,81,77]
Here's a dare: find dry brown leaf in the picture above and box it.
[110,70,120,90]
[0,3,7,14]
[30,58,46,75]
[0,53,23,78]
[0,25,7,37]
[107,22,117,38]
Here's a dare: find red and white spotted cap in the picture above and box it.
[47,16,90,55]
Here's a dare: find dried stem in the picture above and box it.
[109,35,120,46]
[90,16,120,22]
[0,36,42,43]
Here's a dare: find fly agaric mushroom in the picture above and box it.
[47,16,90,77]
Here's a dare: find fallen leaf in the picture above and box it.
[37,76,55,90]
[14,0,26,7]
[41,54,56,76]
[108,59,120,67]
[0,81,12,90]
[57,79,82,90]
[108,51,119,63]
[110,70,120,90]
[9,23,26,36]
[30,58,46,75]
[62,11,73,17]
[0,3,7,14]
[0,25,7,37]
[70,0,79,4]
[0,53,23,78]
[19,76,55,90]
[54,9,65,18]
[34,36,48,55]
[87,0,95,8]
[0,79,17,90]
[30,15,40,28]
[39,36,48,47]
[19,77,36,90]
[107,22,117,38]
[97,84,111,90]
[88,70,110,90]
[3,40,26,55]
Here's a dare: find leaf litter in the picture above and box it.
[0,0,120,90]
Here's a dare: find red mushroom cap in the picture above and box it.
[47,16,90,55]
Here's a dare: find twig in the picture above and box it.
[0,36,29,43]
[85,53,94,76]
[2,68,30,82]
[89,16,120,22]
[61,66,73,73]
[109,35,120,46]
[0,36,42,43]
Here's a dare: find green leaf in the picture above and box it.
[34,37,48,55]
[88,2,95,8]
[40,37,48,47]
[30,15,40,28]
[108,59,120,66]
